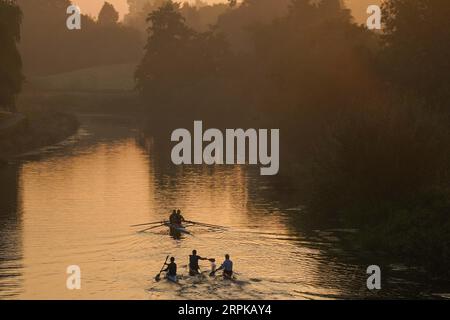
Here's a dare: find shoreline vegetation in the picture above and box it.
[0,104,79,162]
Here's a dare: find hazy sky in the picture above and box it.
[73,0,381,22]
[73,0,224,19]
[73,0,130,19]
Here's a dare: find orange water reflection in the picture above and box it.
[0,117,370,299]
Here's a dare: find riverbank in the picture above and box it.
[0,108,79,162]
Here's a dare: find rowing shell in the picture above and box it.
[163,222,191,235]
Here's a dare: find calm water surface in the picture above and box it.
[0,115,448,299]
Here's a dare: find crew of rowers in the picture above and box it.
[169,209,185,226]
[163,250,234,282]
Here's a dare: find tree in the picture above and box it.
[135,1,230,112]
[98,2,119,26]
[381,0,450,107]
[0,0,23,112]
[135,1,195,102]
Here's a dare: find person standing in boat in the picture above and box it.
[189,250,208,276]
[163,256,178,282]
[216,254,233,279]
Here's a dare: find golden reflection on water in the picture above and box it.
[20,141,154,299]
[0,117,370,299]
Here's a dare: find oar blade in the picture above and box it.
[154,255,169,282]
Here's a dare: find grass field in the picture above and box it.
[29,63,137,92]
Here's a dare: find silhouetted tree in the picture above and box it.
[381,0,450,107]
[135,0,230,115]
[98,1,119,26]
[0,0,23,112]
[135,1,191,99]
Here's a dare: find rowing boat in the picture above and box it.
[132,218,226,234]
[163,221,191,235]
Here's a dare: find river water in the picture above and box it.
[0,115,448,299]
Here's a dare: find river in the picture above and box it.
[0,115,448,299]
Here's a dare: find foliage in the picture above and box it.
[0,0,23,111]
[135,1,230,115]
[98,1,120,26]
[381,0,450,108]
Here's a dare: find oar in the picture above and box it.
[155,255,169,282]
[130,221,165,227]
[191,221,225,229]
[139,223,166,233]
[185,220,226,229]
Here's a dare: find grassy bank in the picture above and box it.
[0,64,140,161]
[29,63,136,92]
[0,107,79,159]
[291,101,450,276]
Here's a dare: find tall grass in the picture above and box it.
[303,99,450,272]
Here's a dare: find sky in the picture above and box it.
[73,0,130,19]
[72,0,382,22]
[73,0,224,20]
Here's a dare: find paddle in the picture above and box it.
[210,268,237,279]
[208,259,239,277]
[210,266,223,277]
[155,255,169,282]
